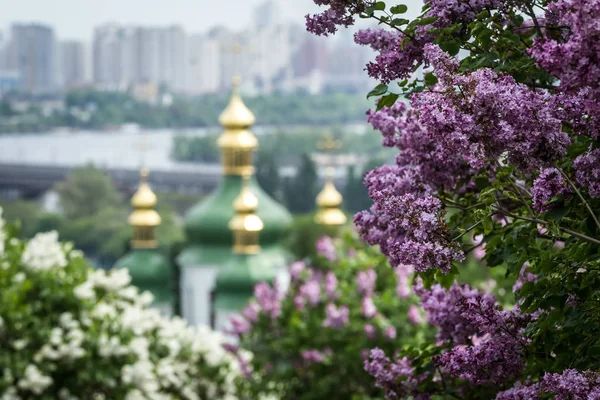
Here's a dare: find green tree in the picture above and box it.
[54,164,122,219]
[0,200,41,237]
[283,153,318,214]
[255,150,281,201]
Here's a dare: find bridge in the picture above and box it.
[0,130,358,200]
[0,162,222,199]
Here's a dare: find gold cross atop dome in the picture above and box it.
[314,133,347,227]
[229,174,264,254]
[129,168,162,248]
[317,133,342,153]
[217,39,258,176]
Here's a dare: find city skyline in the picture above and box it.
[0,0,324,41]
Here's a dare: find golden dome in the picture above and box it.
[315,208,347,226]
[229,177,264,254]
[316,181,343,208]
[233,183,259,214]
[218,75,256,129]
[129,168,161,228]
[315,168,347,226]
[217,76,259,176]
[131,168,157,209]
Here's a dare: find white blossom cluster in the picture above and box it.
[0,220,243,399]
[20,231,67,271]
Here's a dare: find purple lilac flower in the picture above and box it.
[532,168,571,212]
[324,271,338,299]
[364,348,427,400]
[299,279,321,307]
[385,326,397,340]
[530,0,600,93]
[407,305,423,325]
[229,315,251,336]
[289,261,306,281]
[574,149,600,198]
[293,295,305,311]
[301,349,325,365]
[323,303,350,329]
[254,282,281,319]
[316,235,337,261]
[433,291,535,386]
[416,282,495,345]
[305,0,365,36]
[242,300,260,323]
[415,44,570,173]
[496,369,600,400]
[357,268,377,296]
[356,191,464,273]
[354,28,428,84]
[512,263,537,293]
[362,296,377,318]
[364,324,377,339]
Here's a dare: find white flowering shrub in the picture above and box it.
[0,209,243,400]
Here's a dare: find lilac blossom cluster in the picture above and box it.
[419,283,533,385]
[316,235,337,261]
[366,283,535,394]
[305,0,366,36]
[531,168,571,212]
[355,44,574,273]
[496,369,600,399]
[354,29,428,83]
[416,282,493,345]
[530,0,600,93]
[415,44,569,172]
[511,263,537,293]
[435,302,532,386]
[574,149,600,198]
[424,0,507,26]
[531,0,600,143]
[364,348,429,400]
[355,187,464,272]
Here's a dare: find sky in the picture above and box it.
[0,0,424,41]
[0,0,320,41]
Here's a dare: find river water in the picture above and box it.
[0,123,368,171]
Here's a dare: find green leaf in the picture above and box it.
[511,14,524,27]
[390,4,408,14]
[367,83,388,99]
[392,18,410,26]
[548,206,569,222]
[374,1,386,11]
[475,176,490,191]
[423,72,438,86]
[377,93,400,110]
[416,16,438,26]
[439,40,460,56]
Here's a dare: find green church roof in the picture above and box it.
[180,175,292,267]
[214,252,276,311]
[114,249,173,304]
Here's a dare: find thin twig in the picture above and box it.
[494,207,600,246]
[453,221,483,241]
[556,166,600,232]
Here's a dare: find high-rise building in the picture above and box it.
[93,24,186,91]
[6,23,58,94]
[325,41,371,92]
[159,26,187,92]
[59,40,86,89]
[253,0,282,30]
[251,24,290,93]
[187,34,220,95]
[93,24,124,88]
